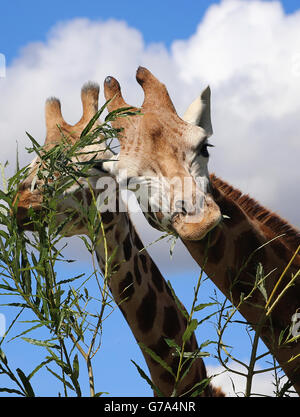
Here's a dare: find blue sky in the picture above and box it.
[1,0,220,63]
[1,0,300,397]
[1,0,299,64]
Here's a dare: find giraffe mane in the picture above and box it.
[210,173,300,253]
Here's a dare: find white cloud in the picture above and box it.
[172,0,300,226]
[0,0,299,274]
[207,361,296,397]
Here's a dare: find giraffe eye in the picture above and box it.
[197,143,214,158]
[93,161,108,173]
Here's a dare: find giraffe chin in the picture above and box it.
[171,205,222,241]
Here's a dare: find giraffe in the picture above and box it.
[102,67,300,394]
[14,82,224,397]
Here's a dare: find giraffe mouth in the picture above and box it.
[171,197,222,241]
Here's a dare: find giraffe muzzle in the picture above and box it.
[171,196,222,241]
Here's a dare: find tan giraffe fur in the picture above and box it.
[14,83,224,397]
[103,70,300,394]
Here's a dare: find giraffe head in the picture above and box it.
[103,67,221,241]
[15,82,107,235]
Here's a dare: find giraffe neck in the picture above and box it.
[93,207,219,396]
[183,174,300,394]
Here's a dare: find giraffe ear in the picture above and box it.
[182,86,213,137]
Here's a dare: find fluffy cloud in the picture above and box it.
[0,0,299,268]
[172,0,300,226]
[207,362,296,397]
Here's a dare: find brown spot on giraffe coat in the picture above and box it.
[163,306,181,339]
[119,271,135,301]
[123,233,132,261]
[133,255,142,286]
[136,284,157,333]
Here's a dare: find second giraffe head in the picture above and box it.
[103,67,221,241]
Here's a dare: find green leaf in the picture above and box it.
[0,387,24,396]
[79,236,92,252]
[80,107,104,138]
[166,280,189,320]
[84,288,89,300]
[0,191,12,206]
[139,342,175,377]
[45,366,75,391]
[0,163,8,193]
[190,379,211,397]
[256,263,268,302]
[0,230,9,240]
[0,348,8,365]
[0,303,30,308]
[182,350,210,358]
[0,283,16,292]
[28,358,53,380]
[16,368,35,397]
[199,339,216,350]
[56,274,85,286]
[164,338,181,353]
[25,132,43,155]
[194,302,217,312]
[168,235,178,259]
[105,106,141,123]
[22,337,60,349]
[72,354,79,381]
[182,319,198,343]
[179,354,200,383]
[131,360,164,397]
[197,309,220,326]
[94,391,109,397]
[53,215,73,237]
[9,323,45,342]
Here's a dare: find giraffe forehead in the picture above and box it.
[118,125,207,179]
[141,114,206,149]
